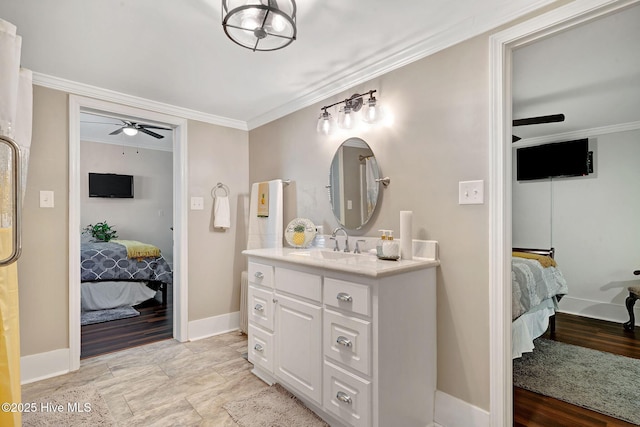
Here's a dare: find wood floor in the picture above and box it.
[514,312,640,427]
[81,284,173,359]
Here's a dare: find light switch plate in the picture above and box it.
[190,197,204,210]
[40,190,54,208]
[459,180,484,205]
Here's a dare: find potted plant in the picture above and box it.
[83,221,118,242]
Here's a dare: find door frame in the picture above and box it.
[68,95,189,370]
[488,0,639,425]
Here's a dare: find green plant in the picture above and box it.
[83,221,118,242]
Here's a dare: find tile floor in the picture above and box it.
[22,332,269,426]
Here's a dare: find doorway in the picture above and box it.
[489,0,640,425]
[68,96,189,371]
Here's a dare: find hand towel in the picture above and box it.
[214,195,231,229]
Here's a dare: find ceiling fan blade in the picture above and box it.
[140,124,171,131]
[109,127,124,135]
[513,114,565,127]
[139,128,164,139]
[512,135,521,143]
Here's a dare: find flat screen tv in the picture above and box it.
[516,138,592,181]
[89,173,134,198]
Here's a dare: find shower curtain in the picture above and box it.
[0,18,33,427]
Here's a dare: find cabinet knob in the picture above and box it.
[254,343,264,352]
[336,336,353,348]
[336,292,353,302]
[254,303,264,312]
[254,271,264,279]
[336,391,352,405]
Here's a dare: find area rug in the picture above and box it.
[513,338,640,425]
[22,384,115,426]
[80,306,139,326]
[223,384,329,427]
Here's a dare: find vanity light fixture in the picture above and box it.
[316,90,382,134]
[222,0,297,52]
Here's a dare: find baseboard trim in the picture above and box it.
[434,390,489,427]
[21,348,70,385]
[559,296,633,325]
[188,311,241,341]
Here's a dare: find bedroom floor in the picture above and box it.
[23,331,260,426]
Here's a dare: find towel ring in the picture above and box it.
[211,183,229,198]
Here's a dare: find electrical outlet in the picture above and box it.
[190,197,204,210]
[458,180,484,205]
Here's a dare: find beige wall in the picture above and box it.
[249,35,490,409]
[19,87,250,354]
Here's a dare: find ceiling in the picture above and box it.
[2,0,561,131]
[512,3,640,141]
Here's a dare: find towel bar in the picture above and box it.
[212,182,230,198]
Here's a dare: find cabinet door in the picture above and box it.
[274,292,322,405]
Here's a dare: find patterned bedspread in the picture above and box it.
[512,257,567,320]
[81,241,173,284]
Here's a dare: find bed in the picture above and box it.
[80,239,173,312]
[511,247,568,359]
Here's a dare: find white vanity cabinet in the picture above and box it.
[244,249,438,427]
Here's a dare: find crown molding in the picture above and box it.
[32,72,248,131]
[246,0,557,130]
[513,120,640,147]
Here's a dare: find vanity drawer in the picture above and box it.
[323,361,371,427]
[248,285,274,331]
[248,324,274,374]
[324,309,371,376]
[324,278,371,317]
[248,261,274,288]
[275,267,322,302]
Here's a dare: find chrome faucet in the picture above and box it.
[331,227,350,252]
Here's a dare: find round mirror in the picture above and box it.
[328,138,381,230]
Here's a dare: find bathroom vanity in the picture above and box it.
[243,246,439,427]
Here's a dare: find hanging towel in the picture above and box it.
[365,158,377,216]
[257,182,269,217]
[214,195,231,229]
[247,179,283,250]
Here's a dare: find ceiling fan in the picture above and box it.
[109,120,171,139]
[512,114,565,142]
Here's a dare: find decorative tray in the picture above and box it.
[285,218,317,248]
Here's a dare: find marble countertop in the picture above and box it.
[242,247,439,278]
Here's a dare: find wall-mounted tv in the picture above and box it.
[516,138,593,181]
[89,173,134,198]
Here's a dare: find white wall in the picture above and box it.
[513,129,640,322]
[80,140,174,264]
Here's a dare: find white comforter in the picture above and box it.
[81,281,157,311]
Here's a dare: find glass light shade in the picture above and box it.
[362,96,382,123]
[222,0,297,52]
[337,106,354,129]
[123,126,138,136]
[317,111,334,135]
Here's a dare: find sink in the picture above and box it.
[288,249,359,260]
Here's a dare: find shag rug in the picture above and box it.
[513,338,640,425]
[224,384,329,427]
[81,306,139,326]
[22,385,115,426]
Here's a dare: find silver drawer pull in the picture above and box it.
[254,271,264,279]
[254,303,264,312]
[336,336,353,348]
[254,343,264,352]
[336,292,353,302]
[336,391,352,405]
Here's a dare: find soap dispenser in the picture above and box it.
[376,230,387,258]
[383,230,400,260]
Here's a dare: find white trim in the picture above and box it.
[35,72,247,131]
[560,296,639,325]
[20,349,70,385]
[79,135,174,153]
[434,390,490,427]
[68,95,189,373]
[187,311,241,341]
[489,1,640,426]
[247,0,558,130]
[513,120,640,147]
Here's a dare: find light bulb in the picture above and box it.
[240,9,262,30]
[362,96,382,123]
[317,110,334,135]
[338,106,354,129]
[270,14,286,32]
[123,127,138,136]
